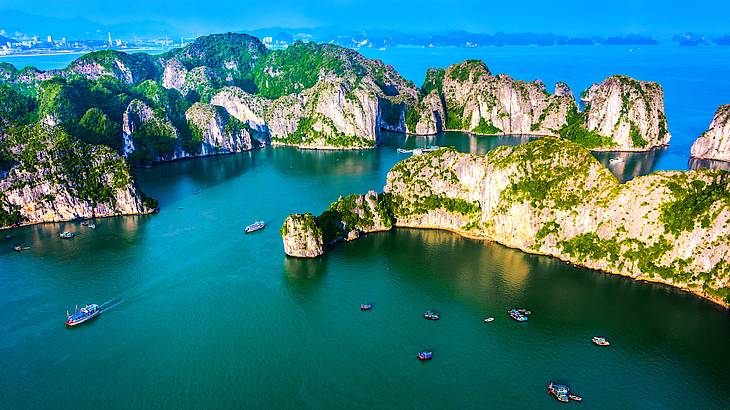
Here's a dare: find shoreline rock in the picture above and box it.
[691,104,730,162]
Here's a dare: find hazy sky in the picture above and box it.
[1,0,729,36]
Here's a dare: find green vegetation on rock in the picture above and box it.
[660,173,730,235]
[472,118,502,135]
[559,107,617,149]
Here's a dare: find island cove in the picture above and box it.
[0,33,728,244]
[281,138,730,307]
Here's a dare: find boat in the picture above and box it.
[88,223,96,229]
[508,309,529,322]
[14,245,23,252]
[417,351,433,361]
[65,304,100,327]
[547,382,570,403]
[59,231,75,239]
[245,221,265,233]
[5,234,12,240]
[81,221,88,226]
[483,317,495,323]
[412,148,424,155]
[397,148,412,154]
[609,157,623,164]
[423,310,440,320]
[360,303,373,311]
[569,394,583,402]
[592,336,610,346]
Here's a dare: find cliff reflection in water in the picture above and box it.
[689,157,730,172]
[135,150,259,206]
[269,145,381,177]
[592,147,666,183]
[385,131,537,156]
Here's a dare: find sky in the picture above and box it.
[0,0,728,38]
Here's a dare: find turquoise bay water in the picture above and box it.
[2,46,730,409]
[1,133,729,409]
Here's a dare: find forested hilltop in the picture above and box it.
[0,33,675,227]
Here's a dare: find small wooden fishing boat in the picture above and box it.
[547,382,570,403]
[592,336,610,346]
[569,394,583,402]
[508,309,528,322]
[423,310,440,320]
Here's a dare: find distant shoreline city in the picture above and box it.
[1,29,728,58]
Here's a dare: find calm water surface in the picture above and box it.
[2,46,730,409]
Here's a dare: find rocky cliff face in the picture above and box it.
[281,214,325,258]
[690,105,730,162]
[424,60,575,136]
[0,126,155,228]
[283,138,730,306]
[185,103,261,155]
[210,75,384,149]
[581,75,671,150]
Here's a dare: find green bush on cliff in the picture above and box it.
[422,68,445,95]
[660,174,730,235]
[253,42,349,99]
[77,108,122,150]
[0,84,37,124]
[446,103,465,130]
[447,60,489,82]
[558,107,616,149]
[629,122,648,148]
[0,194,22,227]
[405,105,421,132]
[472,118,502,135]
[128,118,177,163]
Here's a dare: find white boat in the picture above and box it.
[484,317,495,323]
[245,221,265,234]
[609,157,623,164]
[397,148,412,154]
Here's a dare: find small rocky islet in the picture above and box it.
[0,33,728,307]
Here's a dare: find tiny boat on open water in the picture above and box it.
[417,351,433,361]
[592,336,610,346]
[423,310,440,320]
[245,221,265,233]
[484,317,495,323]
[548,382,582,403]
[508,308,530,322]
[360,304,373,311]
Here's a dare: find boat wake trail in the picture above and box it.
[98,296,125,312]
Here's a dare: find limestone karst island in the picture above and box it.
[1,2,729,409]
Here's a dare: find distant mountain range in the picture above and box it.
[0,10,175,40]
[1,10,730,48]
